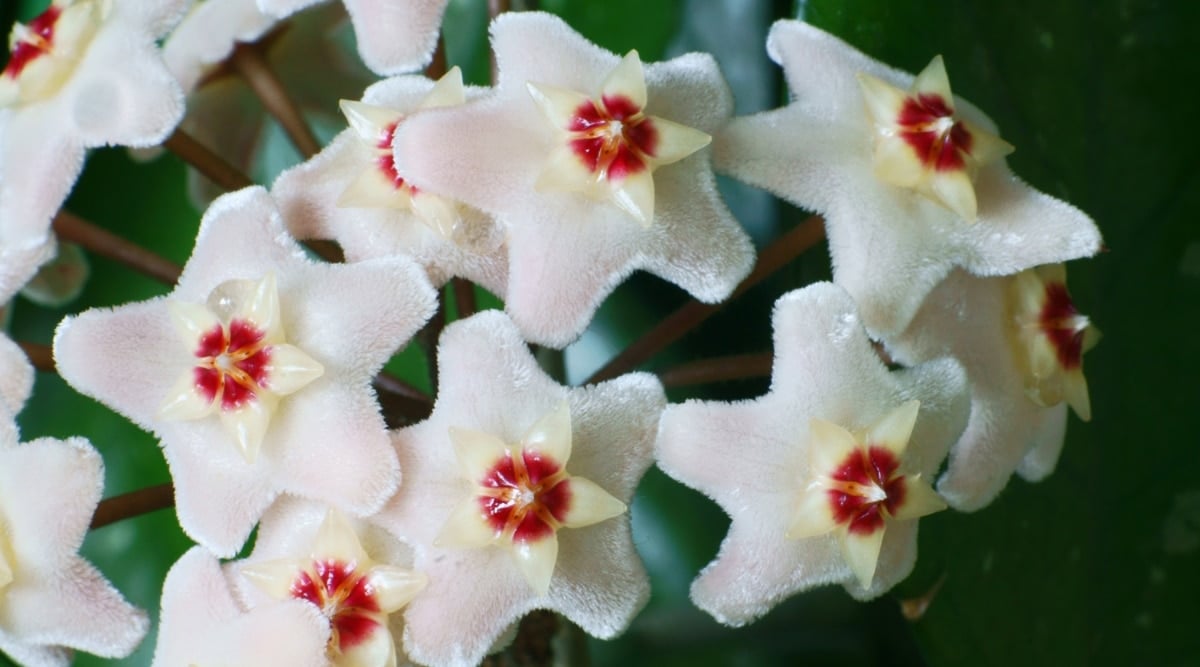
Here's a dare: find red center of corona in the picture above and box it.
[567,94,659,181]
[374,120,419,195]
[478,450,572,543]
[192,319,271,410]
[897,93,973,172]
[1040,283,1085,370]
[290,559,382,652]
[4,5,61,79]
[827,446,906,536]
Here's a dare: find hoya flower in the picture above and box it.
[152,546,330,667]
[0,417,148,666]
[164,1,373,204]
[886,266,1098,511]
[714,20,1101,338]
[273,68,508,292]
[656,282,969,625]
[0,0,185,257]
[256,0,449,75]
[54,186,437,556]
[393,11,754,347]
[236,500,425,667]
[377,310,665,667]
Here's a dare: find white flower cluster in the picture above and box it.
[0,2,1100,665]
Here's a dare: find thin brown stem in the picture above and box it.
[231,43,321,159]
[425,34,447,79]
[18,341,53,372]
[90,483,175,529]
[658,353,772,388]
[162,128,255,192]
[53,211,181,285]
[585,215,825,385]
[418,299,448,396]
[453,278,477,319]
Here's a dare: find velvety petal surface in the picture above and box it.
[656,282,970,625]
[376,310,663,667]
[393,12,753,347]
[53,186,436,556]
[713,20,1101,338]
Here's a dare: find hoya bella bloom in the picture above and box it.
[0,0,185,285]
[0,331,33,415]
[377,310,665,667]
[0,417,148,667]
[886,266,1098,511]
[255,0,449,75]
[656,283,969,626]
[273,68,508,292]
[54,186,437,556]
[393,11,754,347]
[236,501,426,667]
[152,546,330,667]
[714,20,1101,338]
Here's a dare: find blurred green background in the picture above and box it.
[3,0,1197,665]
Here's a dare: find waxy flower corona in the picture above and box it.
[0,0,106,106]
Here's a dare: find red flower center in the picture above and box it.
[897,93,974,172]
[290,559,382,652]
[567,94,659,181]
[1039,282,1086,370]
[478,449,572,543]
[4,5,61,80]
[374,120,419,195]
[192,319,271,410]
[826,446,907,536]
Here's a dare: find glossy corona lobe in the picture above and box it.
[656,282,969,625]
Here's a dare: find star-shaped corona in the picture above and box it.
[242,509,426,667]
[339,67,468,239]
[0,0,106,107]
[437,400,627,595]
[1007,263,1098,421]
[787,401,947,588]
[857,56,1013,221]
[159,273,324,463]
[528,50,711,225]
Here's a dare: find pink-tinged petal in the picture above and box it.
[0,333,34,415]
[378,311,661,665]
[714,20,1101,338]
[152,547,329,667]
[657,282,969,624]
[0,109,85,249]
[163,0,277,93]
[0,436,148,662]
[393,12,751,347]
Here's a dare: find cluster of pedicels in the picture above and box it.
[0,1,1102,665]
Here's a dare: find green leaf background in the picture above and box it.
[3,0,1196,665]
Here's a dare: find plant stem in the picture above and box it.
[90,483,175,529]
[585,215,824,384]
[230,43,321,159]
[53,211,182,285]
[657,353,772,388]
[453,278,477,319]
[17,341,53,372]
[426,34,447,79]
[162,128,255,192]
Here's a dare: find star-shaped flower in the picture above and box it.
[152,546,330,667]
[272,68,508,292]
[0,417,148,666]
[886,266,1098,511]
[714,20,1101,338]
[393,11,754,347]
[54,186,437,556]
[236,500,426,667]
[656,282,969,625]
[255,0,450,75]
[376,310,665,667]
[0,0,185,262]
